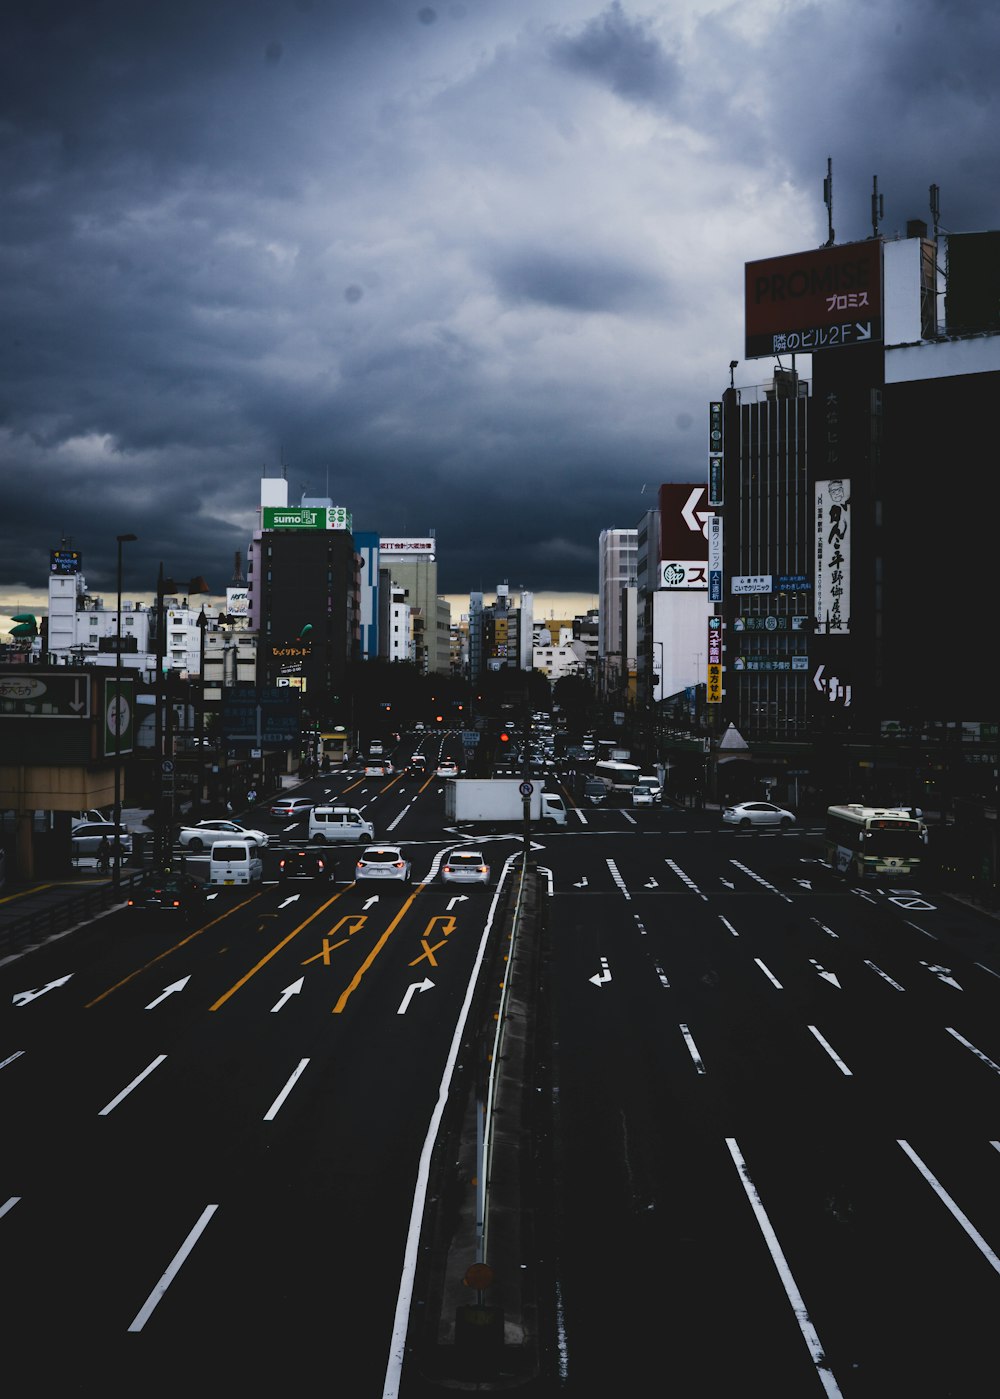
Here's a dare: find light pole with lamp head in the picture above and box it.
[113,532,137,890]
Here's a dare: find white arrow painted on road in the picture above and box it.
[13,974,73,1007]
[795,878,814,889]
[645,878,658,888]
[397,979,435,1014]
[145,977,191,1009]
[363,895,380,909]
[720,877,735,888]
[446,895,469,911]
[537,865,554,896]
[574,876,588,888]
[589,957,611,988]
[271,978,304,1012]
[922,961,963,990]
[278,893,301,908]
[809,958,841,988]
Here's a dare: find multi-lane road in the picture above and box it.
[3,754,1000,1397]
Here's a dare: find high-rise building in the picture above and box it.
[598,528,636,694]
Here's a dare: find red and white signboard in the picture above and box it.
[744,240,882,359]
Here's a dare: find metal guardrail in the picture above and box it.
[0,870,146,957]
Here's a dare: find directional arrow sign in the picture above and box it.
[446,894,469,910]
[574,876,589,888]
[922,962,962,990]
[145,977,191,1009]
[589,957,611,988]
[278,893,302,909]
[13,974,73,1007]
[398,979,434,1014]
[809,958,841,988]
[363,895,380,909]
[272,978,305,1012]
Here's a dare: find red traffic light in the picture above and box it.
[499,732,509,743]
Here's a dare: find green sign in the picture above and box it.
[262,506,352,531]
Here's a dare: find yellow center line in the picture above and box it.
[332,884,425,1014]
[209,885,354,1010]
[85,889,265,1007]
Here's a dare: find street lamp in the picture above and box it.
[113,532,137,890]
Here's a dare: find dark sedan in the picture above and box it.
[125,869,207,919]
[278,849,336,882]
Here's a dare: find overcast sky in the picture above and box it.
[3,0,999,627]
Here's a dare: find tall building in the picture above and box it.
[597,528,636,694]
[379,535,450,676]
[713,214,1000,813]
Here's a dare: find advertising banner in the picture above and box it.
[731,575,773,595]
[103,676,134,757]
[744,240,882,359]
[262,506,352,531]
[814,479,851,635]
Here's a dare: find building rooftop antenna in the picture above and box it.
[870,174,884,239]
[822,157,835,247]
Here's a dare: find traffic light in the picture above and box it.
[499,729,510,744]
[435,714,443,724]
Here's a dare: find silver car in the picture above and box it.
[176,819,269,851]
[355,845,412,884]
[440,849,490,885]
[722,800,796,829]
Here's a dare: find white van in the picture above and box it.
[540,793,567,827]
[308,806,375,844]
[208,839,263,886]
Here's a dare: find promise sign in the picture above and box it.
[744,241,882,359]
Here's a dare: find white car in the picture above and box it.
[631,785,657,807]
[436,760,459,778]
[722,800,796,829]
[441,849,490,885]
[175,819,270,851]
[355,845,412,884]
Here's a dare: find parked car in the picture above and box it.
[440,849,490,885]
[436,760,459,778]
[125,869,207,919]
[631,785,657,807]
[278,849,336,882]
[71,822,132,860]
[722,800,796,829]
[354,845,412,884]
[175,819,269,851]
[269,796,315,820]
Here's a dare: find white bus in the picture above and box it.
[593,759,642,794]
[824,804,926,879]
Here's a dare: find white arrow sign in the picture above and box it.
[363,895,380,909]
[574,876,589,888]
[446,895,469,911]
[680,485,711,536]
[720,878,735,889]
[922,962,962,990]
[645,878,658,888]
[13,974,73,1007]
[589,957,611,988]
[397,979,434,1014]
[278,893,301,909]
[145,977,191,1009]
[809,958,841,988]
[271,978,305,1012]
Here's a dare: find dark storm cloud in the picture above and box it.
[1,0,999,617]
[548,0,681,108]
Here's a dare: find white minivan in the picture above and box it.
[208,839,263,886]
[308,806,375,844]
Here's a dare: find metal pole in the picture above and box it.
[113,533,137,889]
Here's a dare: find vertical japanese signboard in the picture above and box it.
[708,515,722,603]
[814,479,851,635]
[707,615,723,704]
[708,401,723,507]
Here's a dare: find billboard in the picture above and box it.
[658,484,710,590]
[50,549,81,575]
[262,506,352,531]
[814,479,851,635]
[744,240,882,359]
[379,537,435,556]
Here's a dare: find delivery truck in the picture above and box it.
[444,778,566,826]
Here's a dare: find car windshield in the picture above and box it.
[449,853,483,866]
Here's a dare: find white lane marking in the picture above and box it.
[945,1027,1000,1076]
[726,1139,843,1396]
[537,865,554,896]
[264,1058,311,1119]
[679,1024,705,1074]
[729,859,793,903]
[1,1049,26,1071]
[810,917,840,939]
[903,919,938,941]
[606,859,630,900]
[98,1055,167,1116]
[665,859,706,900]
[754,958,783,989]
[0,1196,21,1218]
[807,1026,853,1075]
[718,916,740,937]
[863,960,905,990]
[898,1140,1000,1276]
[128,1203,219,1332]
[809,959,841,989]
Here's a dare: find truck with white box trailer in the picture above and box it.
[444,778,566,826]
